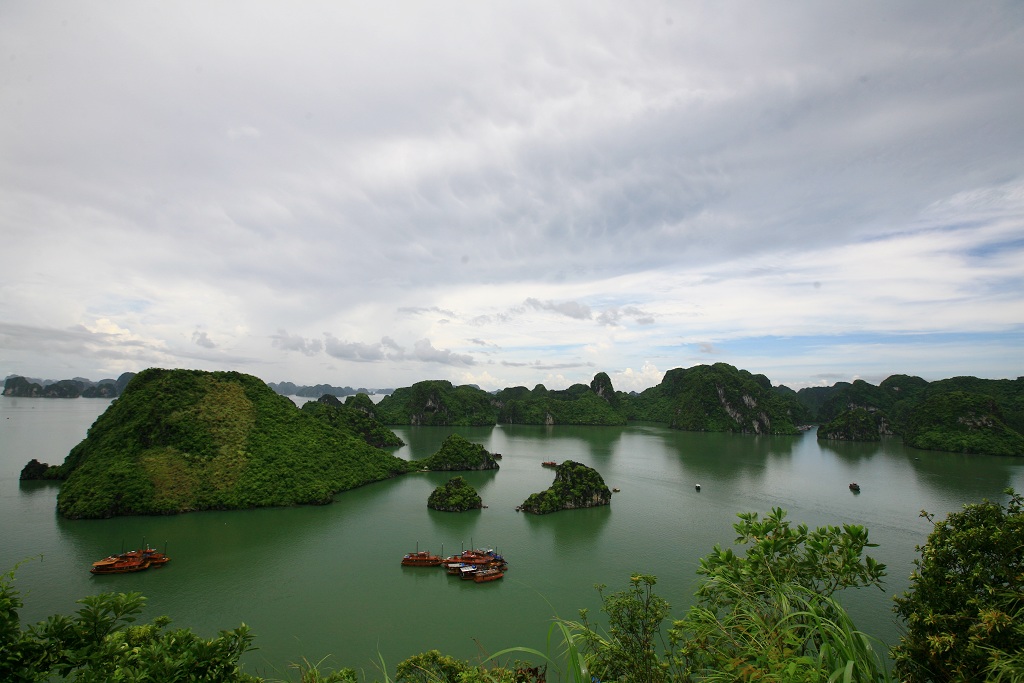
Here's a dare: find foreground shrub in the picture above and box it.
[892,489,1024,682]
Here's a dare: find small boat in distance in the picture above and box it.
[541,461,557,468]
[849,482,861,493]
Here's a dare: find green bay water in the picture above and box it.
[3,396,1024,678]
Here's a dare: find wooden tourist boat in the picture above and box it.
[541,461,557,467]
[442,548,506,567]
[123,545,171,567]
[401,550,443,567]
[91,554,149,574]
[473,568,504,583]
[458,565,479,580]
[90,544,171,574]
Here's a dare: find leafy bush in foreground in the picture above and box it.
[892,489,1024,681]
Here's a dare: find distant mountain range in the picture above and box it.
[2,373,136,398]
[5,366,1022,457]
[2,374,392,399]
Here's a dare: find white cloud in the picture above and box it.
[1,1,1022,391]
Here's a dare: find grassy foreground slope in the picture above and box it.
[56,368,410,519]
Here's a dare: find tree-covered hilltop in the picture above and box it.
[817,407,894,442]
[495,373,626,426]
[794,375,1024,455]
[427,476,483,512]
[43,368,411,519]
[416,433,499,471]
[619,363,801,435]
[300,394,404,448]
[519,460,612,514]
[373,380,498,426]
[901,391,1024,456]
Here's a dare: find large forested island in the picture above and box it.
[35,369,412,519]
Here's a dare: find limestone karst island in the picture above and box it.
[14,364,1022,520]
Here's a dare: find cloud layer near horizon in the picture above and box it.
[2,1,1022,392]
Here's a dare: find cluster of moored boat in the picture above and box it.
[90,546,171,574]
[401,547,507,583]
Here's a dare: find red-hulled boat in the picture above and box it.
[473,568,504,583]
[90,544,171,574]
[401,550,443,567]
[441,548,506,568]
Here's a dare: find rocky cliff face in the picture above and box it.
[817,407,894,442]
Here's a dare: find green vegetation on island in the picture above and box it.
[900,391,1024,456]
[495,376,626,426]
[11,493,1020,681]
[427,476,483,512]
[416,433,499,471]
[620,363,801,435]
[374,380,498,426]
[793,375,1024,455]
[300,394,405,448]
[42,368,410,519]
[519,460,611,514]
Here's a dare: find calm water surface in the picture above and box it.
[2,396,1023,678]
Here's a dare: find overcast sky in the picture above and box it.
[2,2,1022,393]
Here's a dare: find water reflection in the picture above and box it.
[818,439,885,461]
[904,448,1023,501]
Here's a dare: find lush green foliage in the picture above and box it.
[791,375,1024,456]
[817,407,892,442]
[373,381,498,426]
[563,510,891,682]
[18,458,61,480]
[924,376,1024,434]
[416,434,498,471]
[53,368,410,518]
[696,508,886,606]
[892,489,1024,682]
[673,580,892,682]
[427,476,483,511]
[901,391,1024,456]
[620,364,800,435]
[571,574,672,682]
[497,389,626,426]
[0,567,257,682]
[301,395,405,448]
[520,460,611,514]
